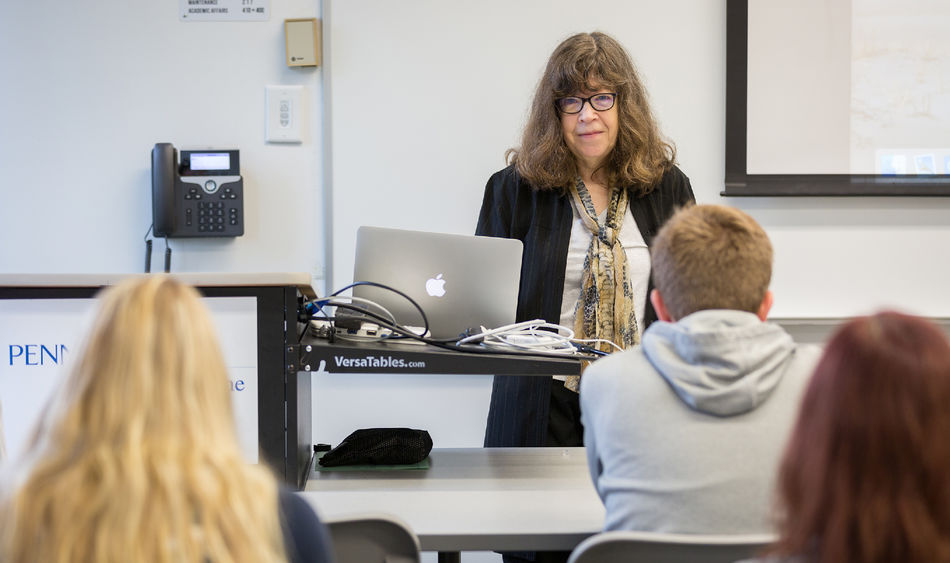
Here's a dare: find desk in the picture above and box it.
[301,447,604,563]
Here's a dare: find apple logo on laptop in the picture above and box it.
[425,274,447,297]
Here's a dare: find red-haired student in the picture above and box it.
[751,311,950,563]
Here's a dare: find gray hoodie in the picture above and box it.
[580,309,820,534]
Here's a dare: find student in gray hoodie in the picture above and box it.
[580,203,821,534]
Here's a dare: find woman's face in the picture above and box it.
[559,87,619,175]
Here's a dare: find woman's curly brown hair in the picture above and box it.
[509,32,675,195]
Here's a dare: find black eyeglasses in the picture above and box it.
[555,93,617,114]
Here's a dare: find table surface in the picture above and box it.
[300,447,605,552]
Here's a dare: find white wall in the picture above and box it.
[0,0,325,284]
[326,0,950,319]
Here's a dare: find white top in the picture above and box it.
[557,201,649,380]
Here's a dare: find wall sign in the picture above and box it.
[180,0,270,22]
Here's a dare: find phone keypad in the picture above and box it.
[194,201,237,233]
[178,178,242,236]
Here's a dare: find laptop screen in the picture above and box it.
[351,226,523,340]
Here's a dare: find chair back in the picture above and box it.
[567,530,775,563]
[325,512,421,563]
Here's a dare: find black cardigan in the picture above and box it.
[476,164,695,447]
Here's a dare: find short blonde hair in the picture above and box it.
[650,204,772,320]
[0,275,287,563]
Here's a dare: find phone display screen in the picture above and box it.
[180,149,240,176]
[190,152,230,171]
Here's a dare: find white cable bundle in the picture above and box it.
[456,319,577,354]
[456,319,625,355]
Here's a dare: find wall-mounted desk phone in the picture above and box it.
[151,143,244,238]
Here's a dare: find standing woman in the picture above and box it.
[0,276,334,563]
[478,32,693,460]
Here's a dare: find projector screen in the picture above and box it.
[725,0,950,195]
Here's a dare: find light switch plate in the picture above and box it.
[266,85,304,143]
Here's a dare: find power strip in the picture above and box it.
[309,319,390,338]
[309,319,429,342]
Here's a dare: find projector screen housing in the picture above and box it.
[724,0,950,196]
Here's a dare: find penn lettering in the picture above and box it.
[8,344,69,366]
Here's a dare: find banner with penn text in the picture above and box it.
[0,297,258,463]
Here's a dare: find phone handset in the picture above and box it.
[151,143,178,237]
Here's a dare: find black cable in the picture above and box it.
[163,237,171,273]
[327,302,437,343]
[572,343,611,357]
[326,281,431,337]
[143,224,154,273]
[302,281,435,344]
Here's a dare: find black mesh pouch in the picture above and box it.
[318,427,433,467]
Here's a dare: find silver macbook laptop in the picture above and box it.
[352,226,523,340]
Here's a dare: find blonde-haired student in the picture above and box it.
[0,275,333,563]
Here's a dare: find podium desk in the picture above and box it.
[0,273,314,486]
[301,447,604,563]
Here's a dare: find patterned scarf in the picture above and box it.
[564,177,639,392]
